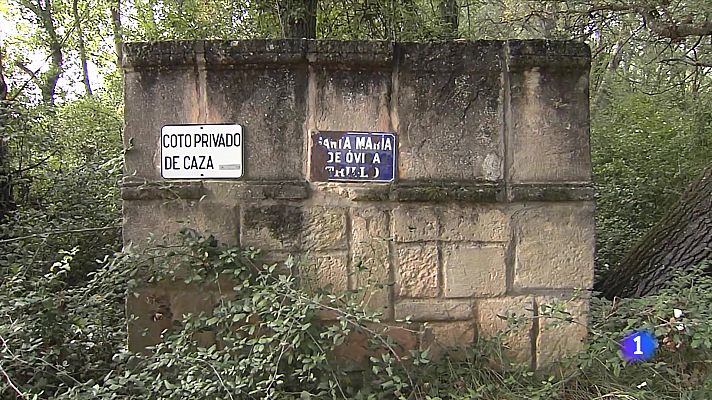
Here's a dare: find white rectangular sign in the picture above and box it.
[161,124,243,179]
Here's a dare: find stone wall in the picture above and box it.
[122,39,594,369]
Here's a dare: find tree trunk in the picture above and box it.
[538,2,558,38]
[0,131,9,222]
[592,38,626,112]
[0,48,6,100]
[439,0,458,39]
[279,0,317,38]
[0,49,13,222]
[596,164,712,298]
[29,0,64,104]
[73,0,92,95]
[111,0,123,66]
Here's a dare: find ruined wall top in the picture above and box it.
[122,39,590,70]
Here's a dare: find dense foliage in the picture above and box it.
[0,94,124,398]
[3,228,712,399]
[592,84,712,274]
[1,0,711,398]
[0,96,122,277]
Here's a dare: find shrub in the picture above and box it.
[1,97,123,399]
[3,229,712,399]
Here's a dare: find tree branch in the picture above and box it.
[9,62,45,101]
[0,48,7,100]
[14,61,41,83]
[587,4,712,39]
[0,226,120,244]
[660,58,712,68]
[588,4,631,14]
[0,363,25,398]
[0,335,27,398]
[10,154,53,175]
[641,9,712,39]
[72,0,92,95]
[110,0,124,66]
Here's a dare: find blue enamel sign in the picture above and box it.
[310,131,397,183]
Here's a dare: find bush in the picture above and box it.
[1,97,124,398]
[0,97,123,283]
[4,229,712,399]
[0,245,130,399]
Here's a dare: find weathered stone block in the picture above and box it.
[204,39,306,66]
[121,180,204,201]
[124,69,200,180]
[350,207,392,316]
[536,297,588,368]
[205,66,306,180]
[392,205,438,242]
[343,185,391,202]
[303,207,347,251]
[312,68,392,132]
[259,251,299,272]
[203,181,310,201]
[397,41,504,182]
[395,300,473,321]
[301,253,349,292]
[506,65,591,183]
[395,244,439,298]
[508,183,595,202]
[440,206,510,242]
[513,203,595,289]
[127,284,219,352]
[307,40,393,68]
[122,41,198,69]
[240,205,302,250]
[443,244,507,297]
[123,200,239,246]
[506,40,590,71]
[477,296,534,363]
[332,323,419,368]
[390,182,502,203]
[421,321,476,359]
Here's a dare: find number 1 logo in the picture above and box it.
[633,335,644,355]
[620,330,657,362]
